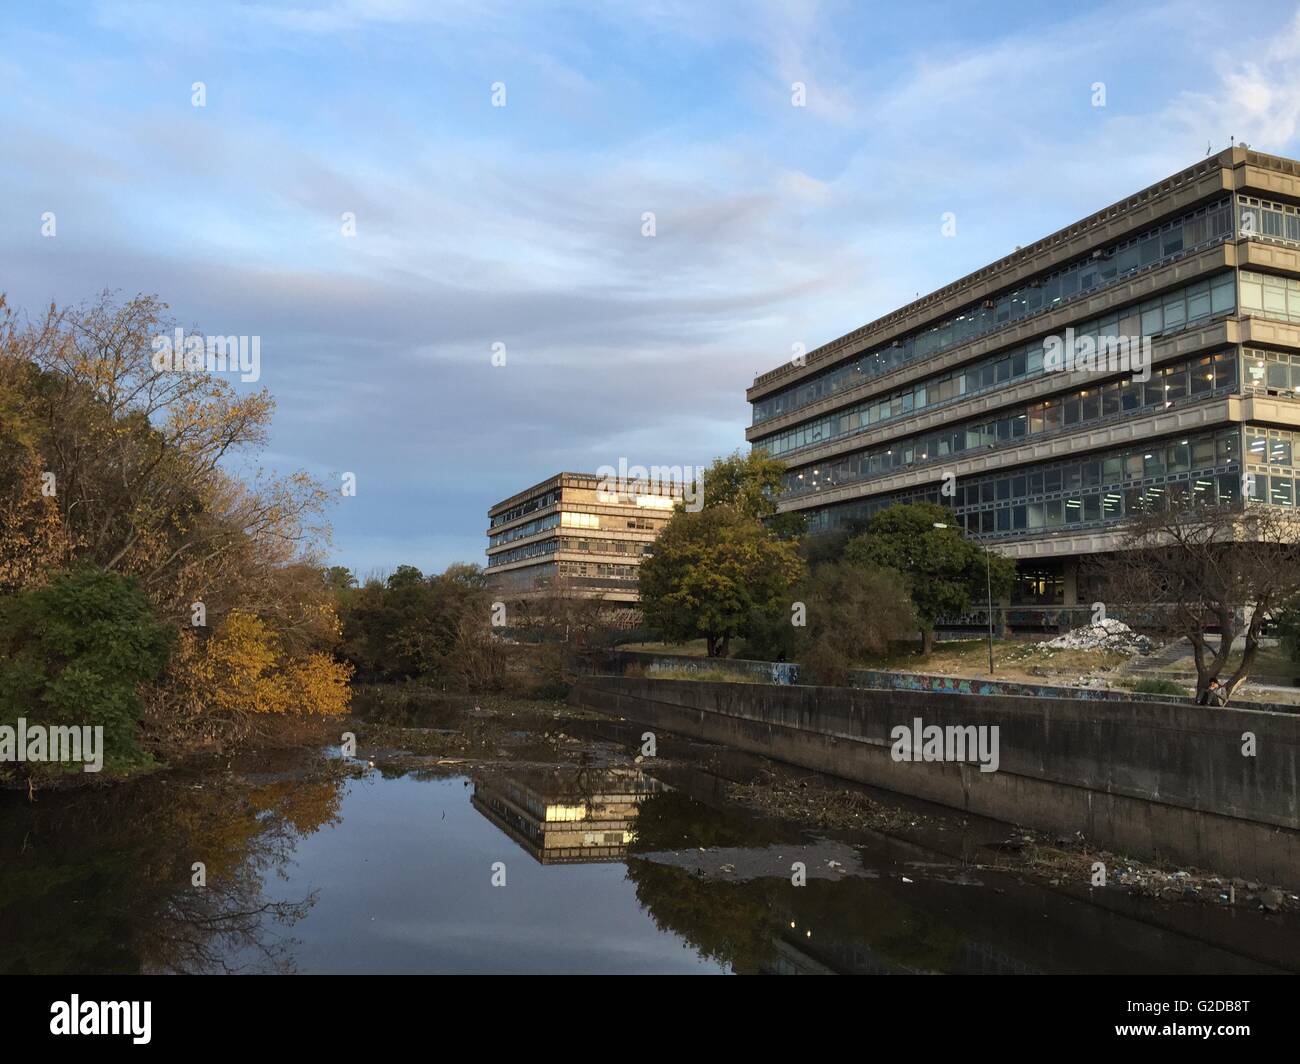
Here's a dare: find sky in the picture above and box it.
[3,0,1300,578]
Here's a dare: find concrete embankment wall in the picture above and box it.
[570,676,1300,886]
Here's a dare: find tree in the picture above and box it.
[638,504,805,657]
[386,565,425,590]
[700,450,787,518]
[0,567,174,776]
[1275,595,1300,667]
[1098,501,1300,704]
[0,291,350,759]
[335,562,505,687]
[700,449,806,539]
[323,566,357,593]
[797,563,916,685]
[844,502,1013,654]
[194,612,351,719]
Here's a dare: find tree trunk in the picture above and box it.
[920,628,935,656]
[1221,610,1267,702]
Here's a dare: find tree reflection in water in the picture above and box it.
[0,753,347,974]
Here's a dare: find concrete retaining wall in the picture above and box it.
[570,676,1300,886]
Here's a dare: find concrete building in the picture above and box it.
[485,471,682,604]
[746,147,1300,623]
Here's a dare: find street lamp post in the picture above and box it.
[934,521,995,675]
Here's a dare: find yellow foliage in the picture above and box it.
[197,611,351,716]
[0,442,72,592]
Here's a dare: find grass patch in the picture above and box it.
[648,667,761,684]
[1125,677,1190,697]
[620,639,712,657]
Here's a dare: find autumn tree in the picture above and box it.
[638,504,806,657]
[0,290,350,757]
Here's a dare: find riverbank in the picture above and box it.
[572,674,1300,889]
[353,686,1298,918]
[6,685,1297,973]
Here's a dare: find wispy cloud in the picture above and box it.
[3,0,1298,574]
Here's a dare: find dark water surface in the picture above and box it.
[2,706,1295,974]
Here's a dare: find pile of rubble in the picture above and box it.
[1043,618,1154,655]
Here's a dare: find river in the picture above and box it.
[1,694,1294,974]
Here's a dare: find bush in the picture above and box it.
[0,567,174,774]
[797,563,915,686]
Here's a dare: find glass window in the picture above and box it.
[1188,285,1212,321]
[1211,274,1235,315]
[1190,356,1212,395]
[1241,276,1264,311]
[1264,279,1288,315]
[1165,366,1187,402]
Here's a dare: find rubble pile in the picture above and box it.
[1043,618,1154,655]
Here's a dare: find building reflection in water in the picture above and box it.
[471,766,665,864]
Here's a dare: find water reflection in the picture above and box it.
[470,766,665,864]
[3,742,1293,975]
[0,752,344,974]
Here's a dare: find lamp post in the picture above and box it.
[934,521,995,675]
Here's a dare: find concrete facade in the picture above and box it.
[485,471,681,604]
[746,148,1300,618]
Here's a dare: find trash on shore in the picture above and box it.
[1042,618,1154,655]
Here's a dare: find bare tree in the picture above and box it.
[1098,501,1300,704]
[506,575,625,680]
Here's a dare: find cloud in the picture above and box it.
[5,0,1300,574]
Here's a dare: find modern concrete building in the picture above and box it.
[746,147,1300,623]
[485,471,682,604]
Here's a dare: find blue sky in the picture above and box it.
[3,0,1300,577]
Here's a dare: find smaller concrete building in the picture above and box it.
[485,471,683,604]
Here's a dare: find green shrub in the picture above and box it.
[0,567,174,775]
